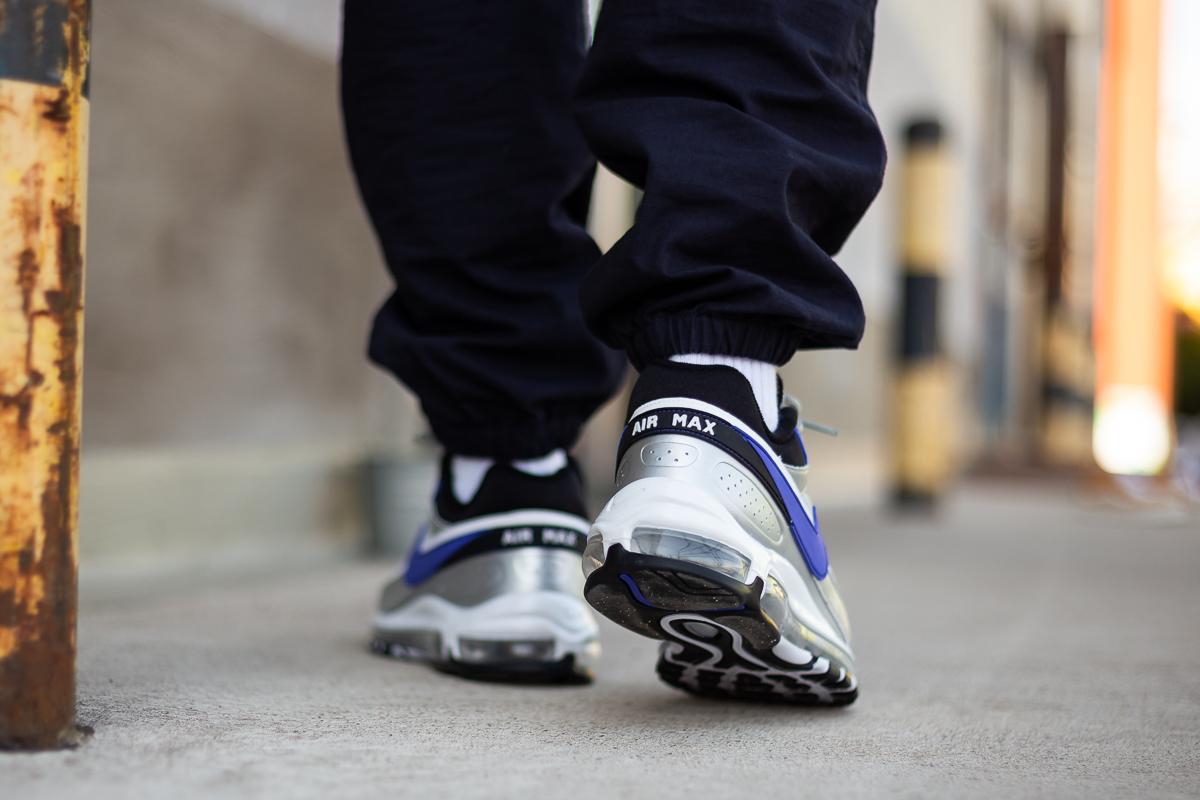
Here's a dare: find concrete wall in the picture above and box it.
[80,0,418,564]
[85,0,414,456]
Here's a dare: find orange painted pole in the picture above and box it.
[1092,0,1173,475]
[0,0,91,749]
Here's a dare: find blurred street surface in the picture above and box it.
[6,483,1198,799]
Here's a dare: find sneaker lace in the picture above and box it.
[782,394,838,437]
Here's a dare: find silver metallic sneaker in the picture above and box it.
[371,456,599,682]
[583,362,857,704]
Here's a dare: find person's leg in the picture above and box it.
[575,0,885,368]
[341,0,620,681]
[576,0,884,704]
[341,0,625,461]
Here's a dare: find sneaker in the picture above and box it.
[583,361,857,704]
[371,455,599,682]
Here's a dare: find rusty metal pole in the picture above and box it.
[0,0,90,749]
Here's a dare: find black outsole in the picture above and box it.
[369,638,592,686]
[583,544,857,705]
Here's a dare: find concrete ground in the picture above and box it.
[6,484,1199,799]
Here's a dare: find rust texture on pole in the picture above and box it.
[0,0,91,749]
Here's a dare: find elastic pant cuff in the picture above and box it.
[424,410,591,461]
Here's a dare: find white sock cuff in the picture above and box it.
[511,449,568,476]
[450,455,494,505]
[449,449,569,504]
[669,354,780,431]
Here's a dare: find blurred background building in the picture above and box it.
[77,0,1198,573]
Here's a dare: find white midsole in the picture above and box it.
[589,476,853,662]
[373,590,600,662]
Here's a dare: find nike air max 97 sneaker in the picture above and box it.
[583,362,857,704]
[372,456,599,682]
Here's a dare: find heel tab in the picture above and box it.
[435,455,587,522]
[629,361,770,437]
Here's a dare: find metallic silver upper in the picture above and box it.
[612,429,851,648]
[379,546,586,614]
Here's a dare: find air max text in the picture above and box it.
[671,413,717,435]
[631,415,659,435]
[499,527,580,548]
[541,528,579,547]
[500,527,535,546]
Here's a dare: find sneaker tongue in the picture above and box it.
[630,361,780,437]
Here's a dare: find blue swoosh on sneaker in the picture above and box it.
[739,432,830,580]
[403,525,486,586]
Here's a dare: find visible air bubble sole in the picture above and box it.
[584,544,857,705]
[369,634,592,685]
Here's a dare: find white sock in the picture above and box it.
[511,449,569,476]
[450,449,568,504]
[669,354,780,430]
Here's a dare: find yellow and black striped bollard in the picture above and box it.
[892,119,954,508]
